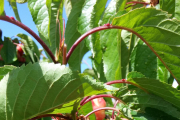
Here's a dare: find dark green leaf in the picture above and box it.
[0,62,117,119]
[130,40,157,78]
[17,33,40,62]
[0,37,17,64]
[159,0,175,17]
[46,0,63,59]
[116,87,180,119]
[65,0,88,71]
[127,78,180,109]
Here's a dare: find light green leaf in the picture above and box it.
[157,59,173,84]
[175,0,180,20]
[0,37,17,64]
[0,65,16,80]
[0,62,117,120]
[8,0,21,22]
[0,0,4,16]
[28,0,56,55]
[16,0,27,3]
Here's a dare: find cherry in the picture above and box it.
[91,97,106,120]
[16,44,23,56]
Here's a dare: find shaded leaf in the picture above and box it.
[0,37,17,64]
[17,33,40,62]
[127,78,180,109]
[0,62,117,120]
[159,0,175,17]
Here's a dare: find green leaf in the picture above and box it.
[116,87,180,119]
[157,59,173,84]
[79,100,96,120]
[8,0,21,22]
[0,62,117,120]
[0,0,4,16]
[127,71,145,79]
[127,78,180,109]
[159,0,175,17]
[0,65,16,80]
[28,0,56,55]
[17,33,40,62]
[46,0,63,57]
[112,8,180,84]
[175,0,180,20]
[16,0,27,4]
[64,0,79,18]
[130,40,157,78]
[65,0,88,71]
[100,1,128,84]
[0,37,17,64]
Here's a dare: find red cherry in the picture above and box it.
[16,44,23,56]
[91,97,106,120]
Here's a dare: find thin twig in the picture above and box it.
[106,79,149,93]
[111,100,119,119]
[0,16,57,63]
[85,107,120,119]
[81,94,125,106]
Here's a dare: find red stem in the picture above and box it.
[66,25,180,85]
[106,79,149,93]
[85,107,120,119]
[81,94,125,106]
[111,100,119,119]
[0,16,57,63]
